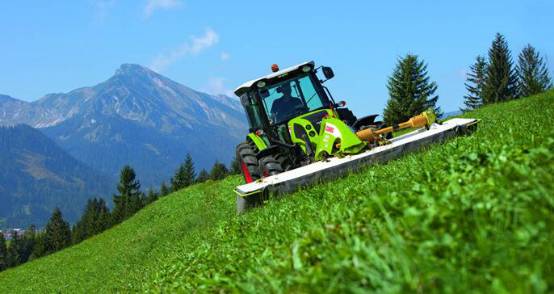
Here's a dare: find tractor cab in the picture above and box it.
[235,61,382,150]
[235,61,336,132]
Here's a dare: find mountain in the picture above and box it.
[0,64,247,186]
[0,125,113,228]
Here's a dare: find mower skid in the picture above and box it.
[235,118,478,198]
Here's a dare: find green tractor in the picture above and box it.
[234,61,391,210]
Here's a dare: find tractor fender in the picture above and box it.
[256,145,280,159]
[315,118,366,160]
[247,133,268,151]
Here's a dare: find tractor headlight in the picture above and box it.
[301,65,312,73]
[256,81,266,88]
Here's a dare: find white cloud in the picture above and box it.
[144,0,182,18]
[204,77,234,97]
[149,28,219,72]
[220,51,230,61]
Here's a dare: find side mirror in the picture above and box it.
[322,66,334,80]
[335,100,346,108]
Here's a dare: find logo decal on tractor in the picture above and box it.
[324,123,341,138]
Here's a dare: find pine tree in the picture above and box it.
[230,155,241,175]
[95,198,112,232]
[210,161,229,180]
[517,44,552,97]
[462,56,487,111]
[73,198,111,244]
[5,232,20,268]
[482,33,518,103]
[171,153,196,191]
[384,54,440,124]
[196,169,210,183]
[72,200,92,243]
[159,181,170,196]
[30,232,46,260]
[18,225,37,263]
[112,165,143,224]
[144,188,159,205]
[0,233,7,271]
[44,208,71,254]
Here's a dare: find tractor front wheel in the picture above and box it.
[236,141,262,213]
[258,154,285,177]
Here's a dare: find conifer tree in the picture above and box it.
[462,56,487,111]
[18,225,37,263]
[196,169,210,183]
[171,153,196,191]
[210,161,229,180]
[230,155,241,175]
[72,200,92,243]
[517,44,552,97]
[0,233,7,271]
[95,198,112,231]
[44,208,71,254]
[159,181,170,196]
[73,198,111,244]
[6,232,20,268]
[30,232,46,260]
[144,188,159,205]
[482,33,518,103]
[384,54,441,124]
[112,165,143,224]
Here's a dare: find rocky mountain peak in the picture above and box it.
[116,63,154,75]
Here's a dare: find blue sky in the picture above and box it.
[0,1,552,114]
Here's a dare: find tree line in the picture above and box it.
[0,155,240,272]
[383,33,551,124]
[462,33,551,111]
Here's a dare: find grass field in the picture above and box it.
[1,91,553,292]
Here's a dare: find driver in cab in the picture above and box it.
[271,83,305,123]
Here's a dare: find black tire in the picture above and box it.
[238,154,286,213]
[259,154,285,177]
[236,141,260,183]
[236,141,262,213]
[274,152,292,172]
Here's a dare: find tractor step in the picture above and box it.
[234,118,479,199]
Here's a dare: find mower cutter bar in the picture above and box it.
[234,118,479,198]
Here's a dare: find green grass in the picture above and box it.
[1,91,554,292]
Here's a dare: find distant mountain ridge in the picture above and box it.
[0,64,247,186]
[0,125,113,228]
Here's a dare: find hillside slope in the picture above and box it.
[1,91,553,292]
[0,125,113,228]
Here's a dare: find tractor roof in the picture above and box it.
[234,61,315,96]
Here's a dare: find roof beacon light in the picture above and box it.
[271,64,279,72]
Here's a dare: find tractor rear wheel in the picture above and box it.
[236,141,262,213]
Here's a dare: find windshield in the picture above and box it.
[258,74,326,124]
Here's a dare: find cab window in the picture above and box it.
[258,75,326,124]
